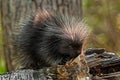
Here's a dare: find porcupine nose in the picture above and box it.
[72,50,81,58]
[76,50,81,56]
[77,50,81,54]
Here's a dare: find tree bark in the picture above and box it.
[0,0,82,71]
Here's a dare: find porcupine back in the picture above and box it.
[15,10,89,69]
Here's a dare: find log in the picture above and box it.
[0,48,120,80]
[86,48,120,80]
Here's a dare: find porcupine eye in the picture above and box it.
[71,42,83,56]
[58,40,82,58]
[58,40,72,55]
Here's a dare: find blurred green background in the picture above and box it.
[0,0,120,74]
[83,0,120,54]
[0,22,7,74]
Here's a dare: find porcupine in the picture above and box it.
[15,10,89,69]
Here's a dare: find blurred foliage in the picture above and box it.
[0,24,7,74]
[0,0,120,74]
[83,0,120,55]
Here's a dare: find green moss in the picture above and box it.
[0,23,7,74]
[0,59,7,74]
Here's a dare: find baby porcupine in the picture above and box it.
[16,10,89,69]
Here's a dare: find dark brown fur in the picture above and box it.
[15,10,89,69]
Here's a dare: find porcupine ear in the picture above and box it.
[33,9,53,28]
